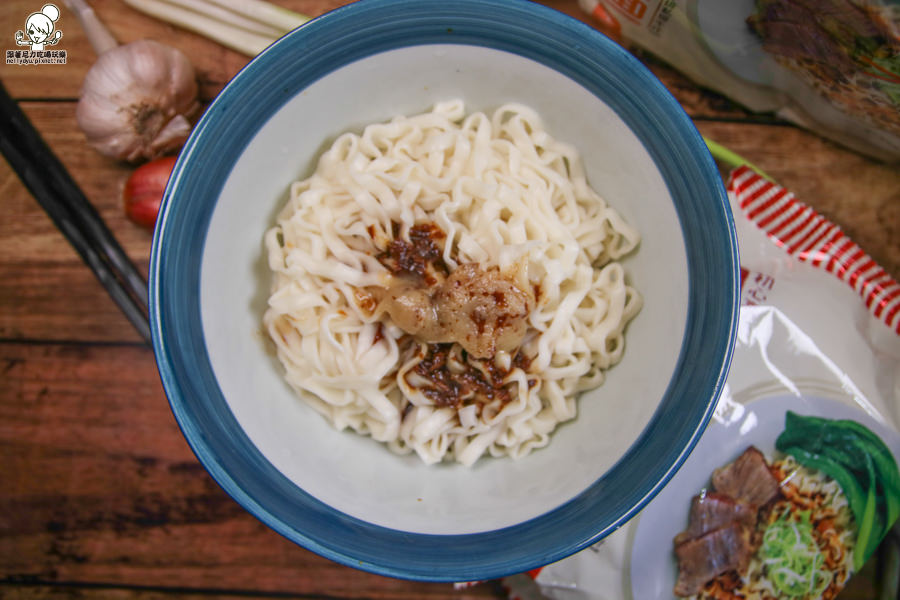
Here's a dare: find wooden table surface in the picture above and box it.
[1,1,898,598]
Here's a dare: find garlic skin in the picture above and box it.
[76,39,200,163]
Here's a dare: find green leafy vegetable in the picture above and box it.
[854,477,879,571]
[776,411,900,570]
[780,444,867,532]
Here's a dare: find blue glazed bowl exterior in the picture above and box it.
[150,0,739,582]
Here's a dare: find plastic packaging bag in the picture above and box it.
[498,166,900,599]
[578,0,900,163]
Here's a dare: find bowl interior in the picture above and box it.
[151,0,738,581]
[201,42,687,534]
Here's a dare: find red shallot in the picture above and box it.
[122,155,176,229]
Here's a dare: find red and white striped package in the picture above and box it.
[486,167,900,600]
[729,166,900,335]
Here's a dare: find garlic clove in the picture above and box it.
[129,39,197,105]
[149,114,194,157]
[76,90,129,137]
[76,39,200,163]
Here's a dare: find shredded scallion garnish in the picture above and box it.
[760,508,832,597]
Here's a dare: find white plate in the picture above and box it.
[630,393,900,599]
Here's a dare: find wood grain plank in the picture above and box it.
[0,102,143,259]
[0,583,506,599]
[0,342,504,599]
[0,261,147,342]
[0,101,150,343]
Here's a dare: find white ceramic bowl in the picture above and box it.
[150,0,739,582]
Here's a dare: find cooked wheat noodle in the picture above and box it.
[264,100,641,466]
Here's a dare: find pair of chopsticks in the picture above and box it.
[0,81,152,343]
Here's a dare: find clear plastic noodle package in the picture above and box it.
[578,0,900,162]
[499,167,900,599]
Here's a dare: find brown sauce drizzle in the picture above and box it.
[360,221,539,408]
[376,222,448,285]
[411,343,534,409]
[354,288,377,313]
[367,221,534,359]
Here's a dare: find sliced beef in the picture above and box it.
[673,492,757,545]
[711,446,780,507]
[753,20,857,79]
[754,0,894,44]
[673,522,753,597]
[673,446,782,597]
[747,0,900,81]
[816,0,894,43]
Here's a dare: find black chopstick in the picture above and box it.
[0,81,152,343]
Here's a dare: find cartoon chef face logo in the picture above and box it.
[16,4,63,52]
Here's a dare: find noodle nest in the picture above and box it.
[264,100,641,466]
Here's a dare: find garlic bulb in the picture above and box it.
[76,39,200,163]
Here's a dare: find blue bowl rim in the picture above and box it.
[149,0,740,583]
